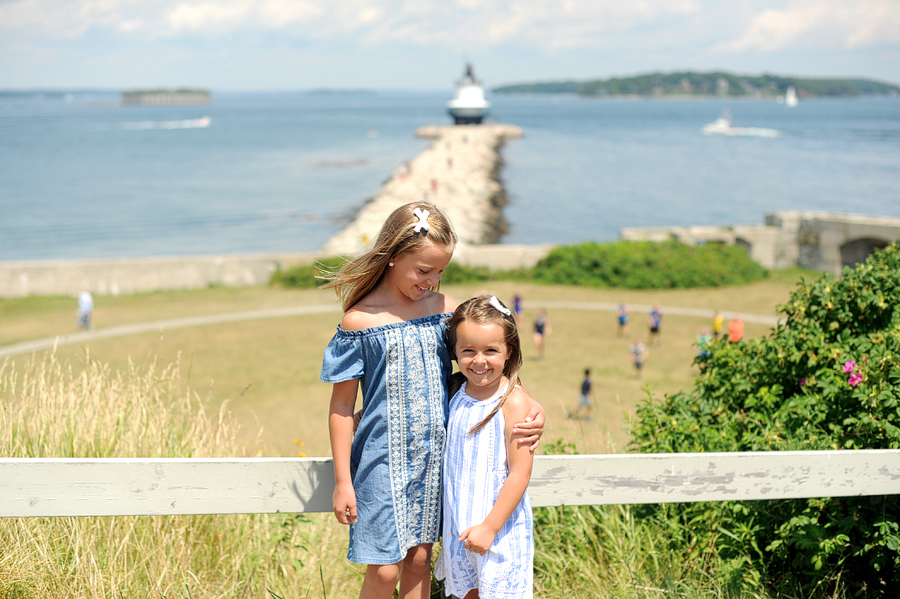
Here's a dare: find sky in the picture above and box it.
[1,0,899,91]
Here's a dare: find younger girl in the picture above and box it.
[321,202,543,599]
[436,295,534,599]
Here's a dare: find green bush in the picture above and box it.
[277,240,767,290]
[532,240,767,288]
[628,242,900,596]
[269,257,345,289]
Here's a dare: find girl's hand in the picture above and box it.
[459,524,496,556]
[332,482,357,525]
[512,394,545,452]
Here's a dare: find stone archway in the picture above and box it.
[735,237,752,254]
[840,238,890,269]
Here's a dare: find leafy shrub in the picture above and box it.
[532,240,767,288]
[276,240,766,290]
[628,242,900,596]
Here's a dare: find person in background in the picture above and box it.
[567,368,594,421]
[696,328,713,367]
[532,309,551,360]
[616,303,630,337]
[629,338,648,380]
[77,290,94,330]
[712,310,724,340]
[728,314,745,342]
[647,303,662,347]
[513,293,523,321]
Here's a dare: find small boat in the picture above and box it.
[702,109,778,137]
[447,64,490,125]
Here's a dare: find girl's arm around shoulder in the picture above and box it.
[441,293,459,314]
[511,386,546,451]
[503,388,536,480]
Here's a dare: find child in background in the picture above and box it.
[321,202,544,599]
[567,368,594,421]
[436,295,534,599]
[616,303,630,336]
[712,309,724,340]
[629,338,648,380]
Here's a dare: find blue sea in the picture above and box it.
[1,90,898,261]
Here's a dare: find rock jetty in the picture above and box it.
[322,124,523,256]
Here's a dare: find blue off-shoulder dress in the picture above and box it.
[320,313,453,565]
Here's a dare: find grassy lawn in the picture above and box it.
[1,270,812,458]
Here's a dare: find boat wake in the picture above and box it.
[120,116,211,130]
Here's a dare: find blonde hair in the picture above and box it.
[322,202,457,311]
[446,295,523,434]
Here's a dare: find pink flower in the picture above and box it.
[843,360,856,373]
[800,379,807,386]
[848,373,863,387]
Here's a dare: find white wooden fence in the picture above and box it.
[2,450,899,518]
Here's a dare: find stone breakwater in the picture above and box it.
[322,124,523,257]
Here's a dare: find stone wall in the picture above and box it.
[621,211,900,275]
[0,244,552,298]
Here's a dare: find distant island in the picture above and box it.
[122,88,211,105]
[493,71,900,99]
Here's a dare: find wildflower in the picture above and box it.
[800,379,807,386]
[842,360,856,373]
[848,372,862,387]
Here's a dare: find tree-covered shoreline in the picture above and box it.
[494,71,900,98]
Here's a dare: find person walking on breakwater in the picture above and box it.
[435,295,535,599]
[532,309,550,360]
[320,202,545,599]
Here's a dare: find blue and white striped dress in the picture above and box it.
[435,382,534,599]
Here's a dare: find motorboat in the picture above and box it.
[702,109,778,137]
[447,64,490,125]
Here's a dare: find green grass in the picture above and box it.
[0,273,817,598]
[1,274,808,457]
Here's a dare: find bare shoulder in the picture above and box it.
[341,309,380,332]
[502,387,531,421]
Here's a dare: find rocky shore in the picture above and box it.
[322,124,523,256]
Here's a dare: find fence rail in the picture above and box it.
[2,450,899,518]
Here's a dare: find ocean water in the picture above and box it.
[1,91,898,261]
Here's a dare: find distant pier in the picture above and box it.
[322,124,523,256]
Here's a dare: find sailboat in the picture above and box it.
[785,86,798,107]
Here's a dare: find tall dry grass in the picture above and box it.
[0,352,360,598]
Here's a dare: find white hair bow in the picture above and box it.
[413,208,430,233]
[489,296,511,316]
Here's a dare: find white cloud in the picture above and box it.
[0,0,703,46]
[716,0,900,52]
